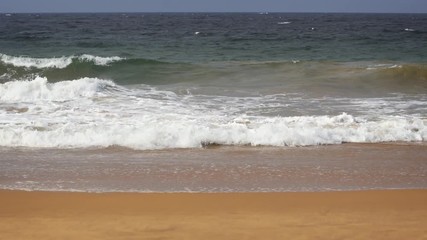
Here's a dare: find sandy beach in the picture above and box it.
[1,9,427,240]
[1,190,426,239]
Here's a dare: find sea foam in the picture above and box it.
[0,112,425,149]
[0,77,425,150]
[0,54,72,69]
[0,53,124,69]
[78,54,124,66]
[0,76,115,101]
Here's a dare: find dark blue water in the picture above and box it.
[1,13,427,62]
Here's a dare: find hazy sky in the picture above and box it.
[1,0,426,13]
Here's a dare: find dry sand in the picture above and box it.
[0,190,426,240]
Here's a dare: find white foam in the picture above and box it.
[0,54,72,69]
[0,53,124,69]
[0,76,115,102]
[78,54,124,66]
[278,21,291,25]
[0,77,426,150]
[404,28,415,32]
[1,113,425,149]
[366,63,402,70]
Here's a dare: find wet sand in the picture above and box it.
[0,190,426,240]
[1,143,427,192]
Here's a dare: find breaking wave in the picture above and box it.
[0,77,425,150]
[0,112,425,150]
[0,76,116,101]
[0,53,125,69]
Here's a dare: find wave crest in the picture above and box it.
[0,112,425,149]
[0,53,125,69]
[0,76,116,101]
[78,54,124,66]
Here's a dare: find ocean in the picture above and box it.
[0,13,426,192]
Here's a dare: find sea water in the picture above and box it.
[0,13,426,191]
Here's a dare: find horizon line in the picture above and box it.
[1,11,426,14]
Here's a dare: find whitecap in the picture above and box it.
[0,76,116,102]
[78,54,124,66]
[0,53,125,69]
[0,54,73,69]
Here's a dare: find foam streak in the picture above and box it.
[0,53,124,69]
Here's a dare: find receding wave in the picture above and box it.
[0,53,125,69]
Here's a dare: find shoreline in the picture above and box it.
[1,189,427,239]
[1,142,427,192]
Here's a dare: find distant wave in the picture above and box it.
[0,54,72,69]
[0,53,125,69]
[0,59,426,95]
[366,63,402,70]
[78,54,124,66]
[373,63,427,81]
